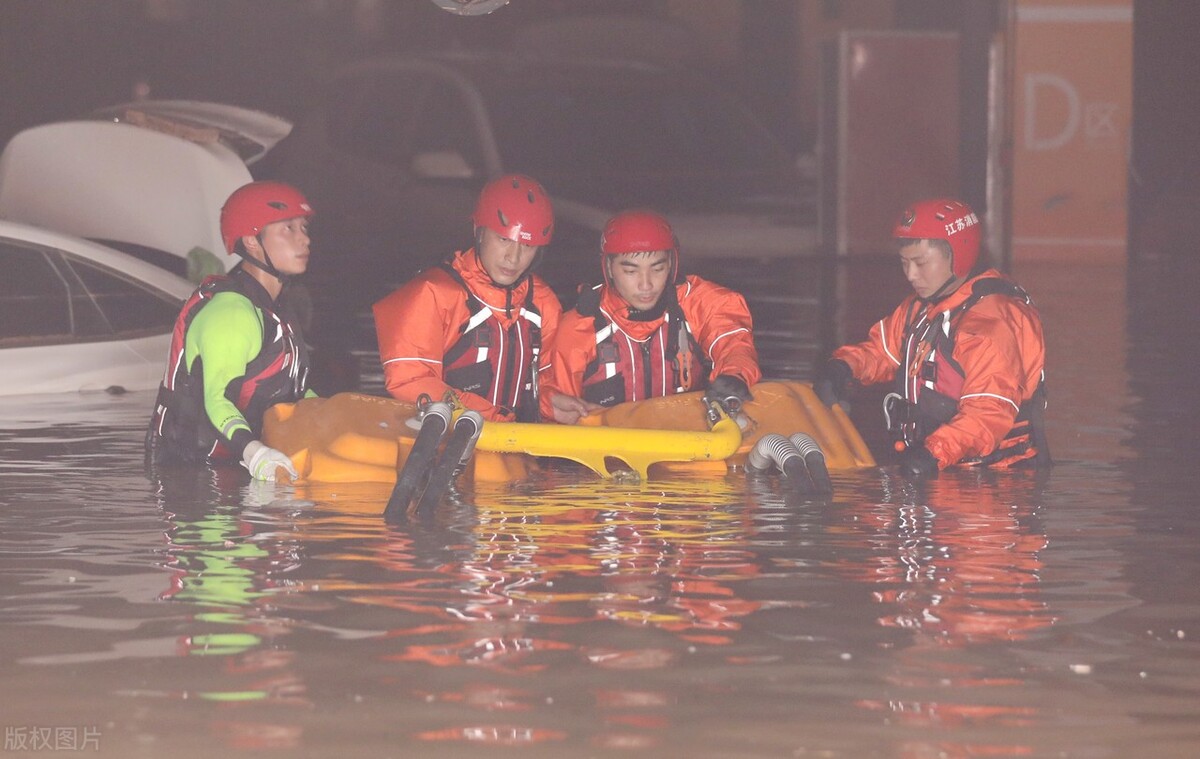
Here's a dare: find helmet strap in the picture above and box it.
[921,273,960,304]
[604,250,679,321]
[626,276,677,322]
[475,228,533,291]
[238,234,286,283]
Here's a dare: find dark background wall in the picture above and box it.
[0,1,674,146]
[1,0,1196,225]
[1132,1,1200,193]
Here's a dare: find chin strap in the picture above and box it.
[625,277,679,322]
[239,234,289,284]
[921,273,961,305]
[625,302,668,322]
[473,233,535,293]
[472,244,529,318]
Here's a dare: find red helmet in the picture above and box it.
[600,209,679,285]
[892,198,981,279]
[472,174,554,246]
[220,181,313,255]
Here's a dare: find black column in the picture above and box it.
[741,0,802,153]
[958,0,997,216]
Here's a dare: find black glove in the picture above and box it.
[813,359,853,408]
[707,374,752,415]
[899,445,939,480]
[709,374,752,402]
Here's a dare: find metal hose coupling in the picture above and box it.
[451,410,485,475]
[415,409,486,517]
[421,401,454,429]
[747,433,813,492]
[406,394,449,431]
[747,433,802,473]
[702,391,744,425]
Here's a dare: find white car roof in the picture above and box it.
[90,100,292,164]
[0,217,193,300]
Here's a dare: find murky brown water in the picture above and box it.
[3,258,1200,758]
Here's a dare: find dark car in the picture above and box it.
[270,51,814,302]
[264,50,818,392]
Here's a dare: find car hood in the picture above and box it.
[553,189,818,259]
[0,101,293,280]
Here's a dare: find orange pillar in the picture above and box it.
[1008,1,1132,263]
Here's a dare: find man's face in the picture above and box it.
[477,226,539,286]
[608,250,672,311]
[256,216,312,275]
[899,239,954,299]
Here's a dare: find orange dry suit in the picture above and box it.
[833,270,1048,468]
[540,276,760,416]
[373,249,562,422]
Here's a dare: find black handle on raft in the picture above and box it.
[745,433,834,497]
[779,456,816,495]
[789,433,832,494]
[414,411,484,518]
[747,434,814,493]
[383,401,452,522]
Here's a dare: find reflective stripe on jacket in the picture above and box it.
[541,275,760,416]
[576,286,706,407]
[833,270,1047,468]
[439,262,542,422]
[373,249,562,422]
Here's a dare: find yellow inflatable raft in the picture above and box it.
[262,381,874,484]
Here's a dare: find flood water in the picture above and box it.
[3,255,1200,758]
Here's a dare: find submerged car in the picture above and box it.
[269,50,815,305]
[0,102,323,396]
[0,100,292,283]
[0,219,192,396]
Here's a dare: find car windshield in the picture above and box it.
[482,77,787,177]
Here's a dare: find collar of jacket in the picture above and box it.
[917,268,1005,313]
[229,263,277,304]
[451,248,532,315]
[598,280,686,341]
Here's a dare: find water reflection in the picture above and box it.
[151,468,310,748]
[5,261,1200,756]
[280,475,774,749]
[835,469,1053,647]
[829,469,1053,755]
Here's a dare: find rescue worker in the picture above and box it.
[813,198,1049,479]
[146,181,316,481]
[541,209,761,424]
[373,174,562,421]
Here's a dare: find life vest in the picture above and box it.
[146,269,310,463]
[575,287,708,407]
[886,277,1049,467]
[439,263,542,422]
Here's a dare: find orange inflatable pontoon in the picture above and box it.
[262,381,874,484]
